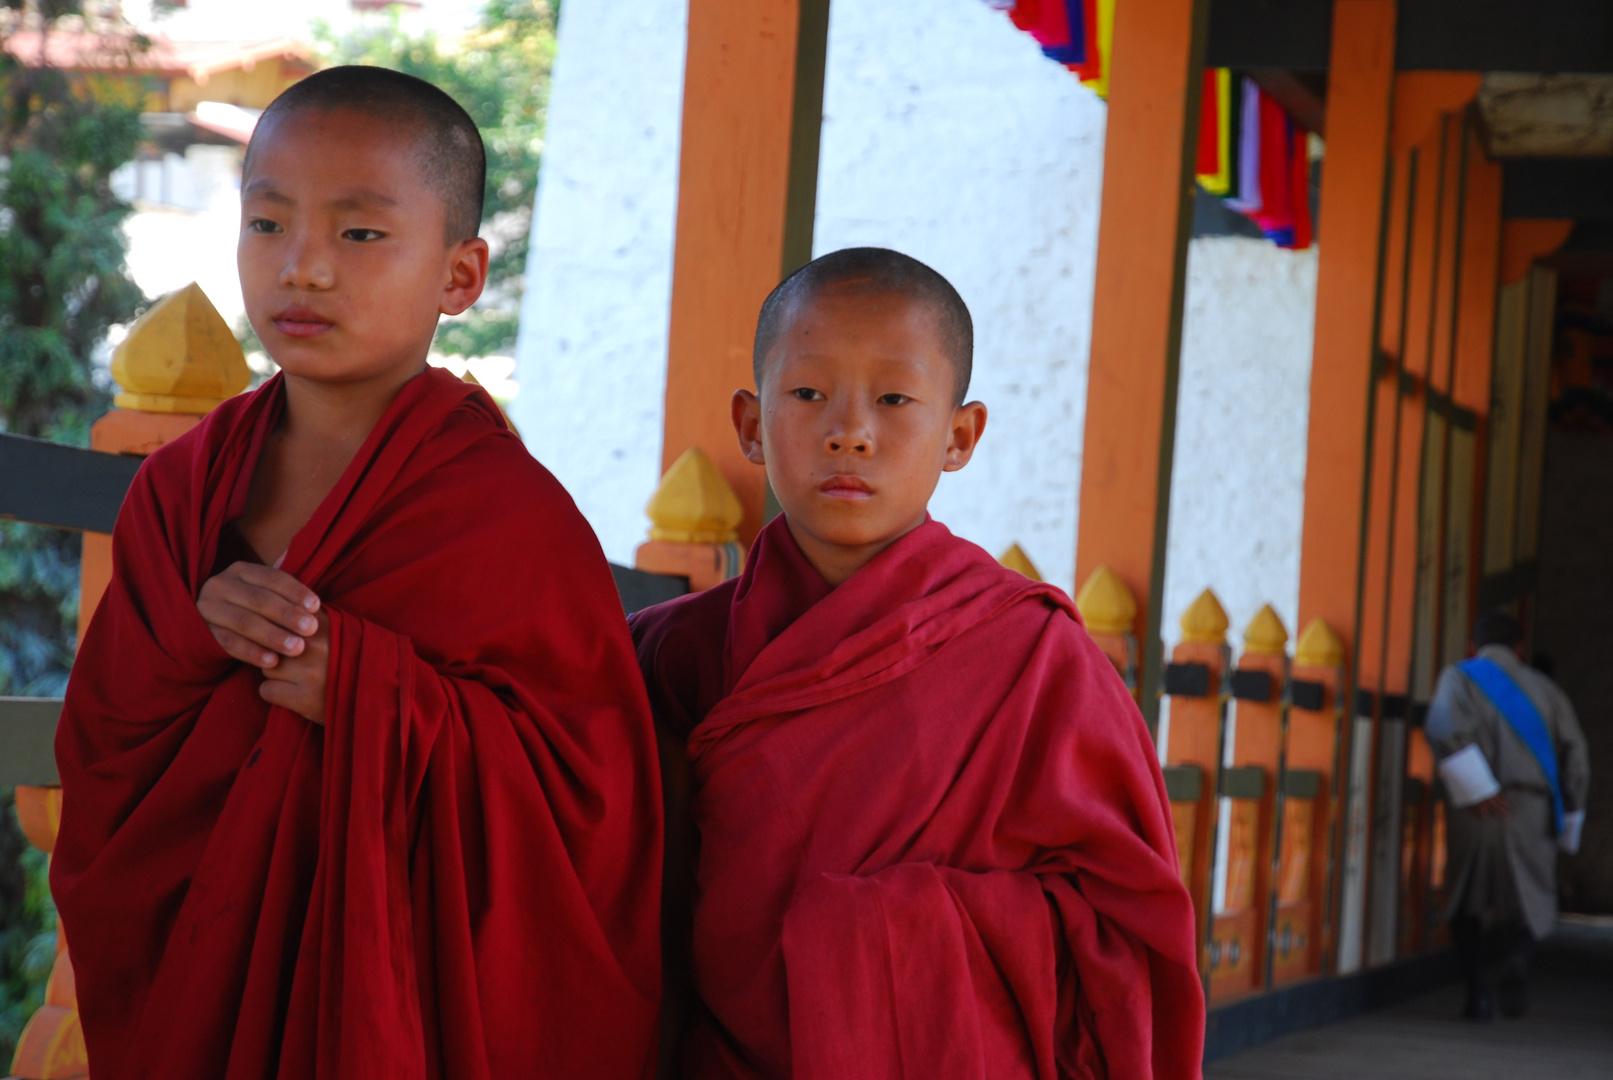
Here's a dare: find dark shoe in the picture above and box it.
[1463,989,1494,1021]
[1499,972,1528,1018]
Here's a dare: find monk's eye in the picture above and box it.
[878,393,910,406]
[246,218,282,235]
[343,228,386,242]
[792,387,824,402]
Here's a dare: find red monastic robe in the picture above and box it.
[53,368,662,1080]
[632,517,1204,1080]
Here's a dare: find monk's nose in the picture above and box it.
[826,433,871,454]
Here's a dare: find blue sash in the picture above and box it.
[1457,656,1564,834]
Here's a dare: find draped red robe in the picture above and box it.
[632,517,1203,1080]
[53,368,662,1080]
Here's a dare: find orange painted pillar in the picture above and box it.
[661,0,827,542]
[1074,0,1210,723]
[1295,0,1397,978]
[1295,0,1397,655]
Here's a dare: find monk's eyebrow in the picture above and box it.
[330,189,400,211]
[242,179,292,204]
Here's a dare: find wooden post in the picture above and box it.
[1161,588,1229,986]
[1075,565,1139,692]
[1073,0,1210,727]
[661,0,830,542]
[1274,618,1346,984]
[635,447,746,591]
[9,283,247,1080]
[1210,606,1288,1003]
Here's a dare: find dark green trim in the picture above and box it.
[1283,768,1323,800]
[0,432,139,534]
[780,0,831,278]
[1220,765,1266,800]
[1163,764,1204,803]
[0,697,62,787]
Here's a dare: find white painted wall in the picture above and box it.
[1163,237,1318,646]
[514,0,1319,632]
[509,0,687,560]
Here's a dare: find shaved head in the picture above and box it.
[247,65,486,242]
[754,247,974,404]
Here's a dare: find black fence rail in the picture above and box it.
[0,431,690,790]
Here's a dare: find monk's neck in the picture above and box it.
[784,512,926,588]
[279,362,425,453]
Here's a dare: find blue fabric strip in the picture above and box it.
[1457,656,1564,834]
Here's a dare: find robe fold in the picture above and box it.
[53,367,662,1080]
[632,517,1203,1080]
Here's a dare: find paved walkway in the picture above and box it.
[1205,918,1613,1080]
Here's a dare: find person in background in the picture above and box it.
[1427,610,1590,1021]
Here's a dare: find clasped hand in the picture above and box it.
[198,562,329,725]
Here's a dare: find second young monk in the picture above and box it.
[633,248,1204,1079]
[53,68,661,1079]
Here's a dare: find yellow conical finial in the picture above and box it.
[646,447,744,544]
[1179,588,1230,644]
[1294,617,1346,667]
[1075,565,1137,635]
[998,543,1043,582]
[460,369,518,434]
[111,283,250,413]
[1243,604,1290,656]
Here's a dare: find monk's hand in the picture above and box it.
[1474,793,1511,819]
[258,608,330,725]
[197,562,322,669]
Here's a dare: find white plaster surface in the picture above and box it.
[515,0,1321,627]
[1162,237,1318,645]
[509,0,687,563]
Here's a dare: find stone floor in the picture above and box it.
[1205,917,1613,1080]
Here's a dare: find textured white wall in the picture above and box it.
[509,0,687,564]
[515,0,1319,624]
[1163,237,1318,646]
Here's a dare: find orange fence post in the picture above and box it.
[1161,589,1229,983]
[1208,606,1288,1003]
[1074,566,1139,694]
[9,283,247,1080]
[635,447,746,592]
[1273,618,1347,983]
[1073,0,1209,726]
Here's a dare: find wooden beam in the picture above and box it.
[1500,219,1575,284]
[661,0,825,541]
[1296,0,1397,665]
[1074,0,1210,726]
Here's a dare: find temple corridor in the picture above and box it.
[1206,919,1613,1079]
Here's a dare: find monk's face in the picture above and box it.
[238,108,487,385]
[734,286,986,581]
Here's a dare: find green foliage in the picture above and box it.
[0,795,56,1066]
[314,0,556,358]
[0,7,145,1058]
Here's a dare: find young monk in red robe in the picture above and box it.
[632,248,1204,1080]
[52,67,661,1080]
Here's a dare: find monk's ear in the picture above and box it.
[942,400,987,472]
[732,389,765,465]
[440,237,490,316]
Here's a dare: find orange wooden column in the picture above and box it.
[1074,0,1210,722]
[1294,0,1397,656]
[661,0,829,542]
